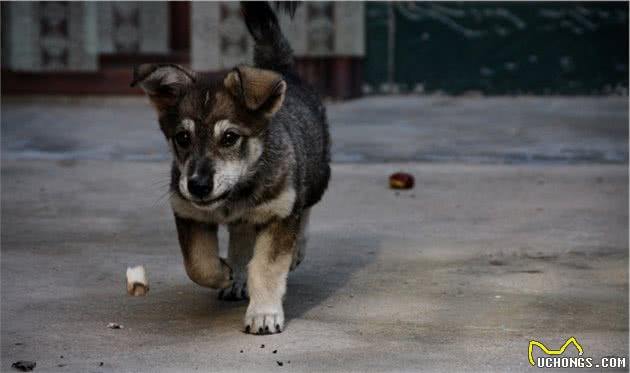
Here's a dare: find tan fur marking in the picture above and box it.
[246,187,296,224]
[224,66,286,115]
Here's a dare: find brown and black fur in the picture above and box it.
[131,1,330,334]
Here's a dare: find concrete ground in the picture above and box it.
[1,96,628,372]
[2,96,627,164]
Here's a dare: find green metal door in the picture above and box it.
[364,2,628,95]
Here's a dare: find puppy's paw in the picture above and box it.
[244,302,284,335]
[218,278,248,301]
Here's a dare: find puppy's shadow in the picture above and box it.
[283,230,381,323]
[100,229,380,336]
[203,228,379,329]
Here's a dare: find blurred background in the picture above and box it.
[2,1,628,98]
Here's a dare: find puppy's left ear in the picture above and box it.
[224,66,287,117]
[130,63,195,114]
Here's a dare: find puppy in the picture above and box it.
[131,2,330,334]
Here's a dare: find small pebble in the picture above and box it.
[99,362,104,367]
[260,344,265,348]
[240,350,243,353]
[276,361,284,366]
[272,350,277,354]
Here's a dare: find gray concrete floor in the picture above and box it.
[1,96,628,372]
[2,96,627,164]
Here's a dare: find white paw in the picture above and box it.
[244,302,284,334]
[218,277,248,301]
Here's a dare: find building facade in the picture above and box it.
[2,2,627,97]
[2,2,365,98]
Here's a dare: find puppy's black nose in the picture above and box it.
[187,176,212,199]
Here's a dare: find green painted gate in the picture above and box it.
[364,2,629,95]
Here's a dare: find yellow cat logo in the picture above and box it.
[528,337,584,366]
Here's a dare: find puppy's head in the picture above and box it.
[131,64,286,209]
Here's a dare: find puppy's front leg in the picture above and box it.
[244,215,300,334]
[175,216,232,289]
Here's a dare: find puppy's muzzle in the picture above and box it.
[187,174,212,199]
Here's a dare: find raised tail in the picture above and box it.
[240,1,296,72]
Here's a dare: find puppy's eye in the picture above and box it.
[174,131,191,148]
[220,131,240,147]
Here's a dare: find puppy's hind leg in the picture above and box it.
[219,223,256,301]
[291,208,310,271]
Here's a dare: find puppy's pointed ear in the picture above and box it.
[223,66,287,117]
[130,63,195,114]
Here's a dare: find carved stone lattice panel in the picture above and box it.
[280,2,365,57]
[191,2,253,71]
[112,3,140,52]
[3,2,98,71]
[192,2,364,71]
[98,2,169,54]
[40,2,71,68]
[306,3,334,55]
